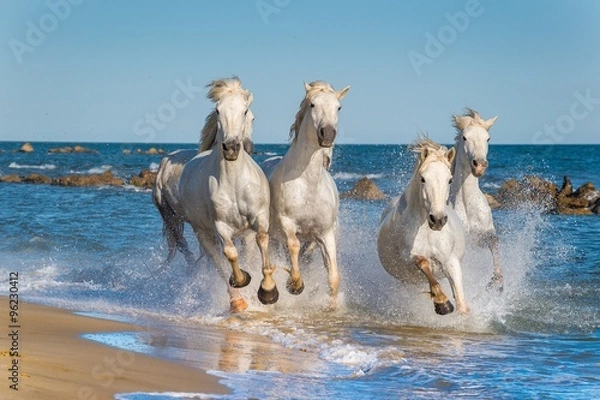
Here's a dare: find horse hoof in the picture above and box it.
[286,278,305,295]
[229,269,252,288]
[258,285,279,305]
[434,300,454,315]
[230,298,248,313]
[487,273,504,293]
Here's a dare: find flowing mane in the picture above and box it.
[199,77,252,152]
[452,108,493,140]
[409,137,452,174]
[289,81,336,142]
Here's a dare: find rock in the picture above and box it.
[557,177,600,214]
[52,171,124,187]
[22,173,52,185]
[0,174,22,183]
[592,199,600,214]
[129,169,157,189]
[485,193,501,209]
[497,175,557,212]
[146,147,159,155]
[48,145,97,154]
[340,178,386,200]
[558,176,573,197]
[19,143,34,153]
[122,149,132,155]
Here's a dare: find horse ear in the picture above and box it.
[304,81,312,92]
[247,93,254,106]
[446,147,456,164]
[337,85,350,100]
[483,115,498,130]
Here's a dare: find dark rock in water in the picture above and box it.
[22,173,52,185]
[557,177,599,215]
[48,145,98,154]
[19,142,34,153]
[592,199,600,214]
[0,174,23,183]
[340,177,386,200]
[485,193,501,209]
[497,175,557,212]
[130,169,157,189]
[52,171,124,187]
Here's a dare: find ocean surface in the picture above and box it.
[1,141,599,399]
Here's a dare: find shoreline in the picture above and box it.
[0,296,228,400]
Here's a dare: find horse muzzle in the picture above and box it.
[318,126,336,148]
[222,140,241,161]
[428,214,448,231]
[471,159,488,177]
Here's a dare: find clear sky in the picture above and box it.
[1,0,599,144]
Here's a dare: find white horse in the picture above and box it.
[152,89,254,267]
[269,81,350,307]
[178,78,273,313]
[377,139,469,315]
[450,109,503,290]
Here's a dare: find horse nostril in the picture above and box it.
[222,143,228,151]
[472,160,478,167]
[442,215,448,225]
[429,214,436,224]
[319,127,325,137]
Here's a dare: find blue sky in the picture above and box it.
[1,0,599,144]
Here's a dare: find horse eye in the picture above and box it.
[310,103,315,108]
[338,106,342,111]
[462,136,467,141]
[215,108,220,115]
[245,109,248,115]
[449,178,453,184]
[421,177,426,183]
[487,137,491,142]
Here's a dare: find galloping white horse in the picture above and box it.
[378,139,469,315]
[178,78,273,313]
[450,109,503,290]
[269,81,350,307]
[153,88,254,267]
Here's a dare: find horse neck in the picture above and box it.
[450,141,482,200]
[286,114,326,178]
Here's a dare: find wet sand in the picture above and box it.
[0,297,228,400]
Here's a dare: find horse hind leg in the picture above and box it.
[485,233,504,292]
[318,229,341,310]
[414,256,454,315]
[158,201,195,268]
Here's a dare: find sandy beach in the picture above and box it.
[0,297,228,400]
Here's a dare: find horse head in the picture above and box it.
[453,109,497,177]
[414,140,456,231]
[291,81,350,148]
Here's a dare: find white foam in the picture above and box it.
[332,172,384,180]
[149,162,160,172]
[8,162,56,170]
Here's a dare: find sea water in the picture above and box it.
[1,142,599,399]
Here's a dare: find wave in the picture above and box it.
[149,162,160,172]
[332,172,384,180]
[8,162,56,170]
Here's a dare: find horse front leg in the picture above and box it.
[445,257,470,314]
[414,256,454,315]
[195,229,248,313]
[281,218,304,295]
[256,230,279,305]
[318,229,341,310]
[486,233,504,292]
